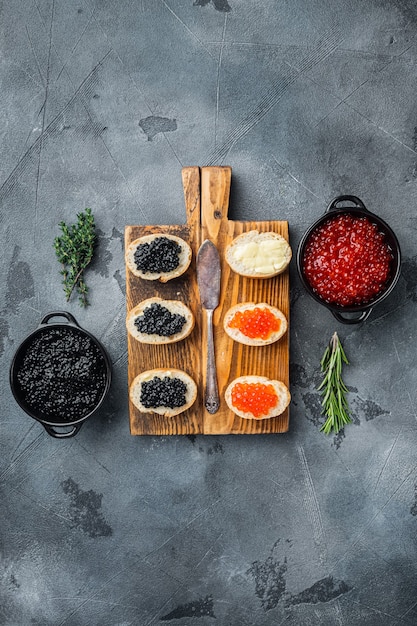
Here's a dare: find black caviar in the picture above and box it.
[134,237,181,274]
[134,303,186,337]
[140,376,187,409]
[15,328,107,422]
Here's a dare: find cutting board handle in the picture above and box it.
[201,166,232,239]
[181,166,232,236]
[181,166,201,229]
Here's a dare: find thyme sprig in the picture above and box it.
[54,208,96,307]
[318,332,351,435]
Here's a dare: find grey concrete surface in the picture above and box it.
[1,1,417,624]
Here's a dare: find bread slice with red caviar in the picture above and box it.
[225,375,290,420]
[126,297,194,344]
[225,230,292,278]
[129,368,197,417]
[223,302,287,346]
[126,234,192,281]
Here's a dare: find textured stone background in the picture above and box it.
[1,1,417,624]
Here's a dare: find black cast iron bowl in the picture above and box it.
[296,195,402,324]
[10,311,112,438]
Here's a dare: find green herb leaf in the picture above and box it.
[318,332,351,435]
[54,208,96,307]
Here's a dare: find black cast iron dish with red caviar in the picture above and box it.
[296,196,401,324]
[10,311,112,438]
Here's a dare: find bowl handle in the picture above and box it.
[326,195,368,213]
[42,423,83,438]
[331,308,372,324]
[39,311,79,327]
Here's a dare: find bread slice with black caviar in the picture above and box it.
[129,368,197,417]
[126,297,194,344]
[126,233,192,281]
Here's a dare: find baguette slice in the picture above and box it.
[225,230,292,278]
[223,302,287,346]
[130,368,197,417]
[126,234,192,281]
[126,297,194,344]
[225,375,290,420]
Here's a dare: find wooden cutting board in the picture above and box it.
[125,166,290,435]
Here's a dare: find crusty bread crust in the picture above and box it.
[223,302,287,346]
[225,230,292,278]
[129,368,197,416]
[225,375,290,420]
[126,234,192,281]
[126,297,194,344]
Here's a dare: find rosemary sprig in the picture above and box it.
[318,332,351,435]
[54,208,96,307]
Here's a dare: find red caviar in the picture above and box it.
[231,382,278,418]
[228,307,281,340]
[302,214,393,306]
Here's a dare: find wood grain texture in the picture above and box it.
[125,166,290,435]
